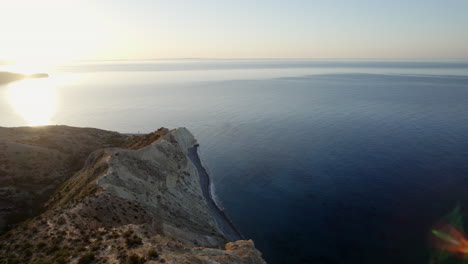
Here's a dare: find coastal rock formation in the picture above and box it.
[0,71,49,85]
[0,126,265,264]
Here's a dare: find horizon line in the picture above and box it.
[2,57,468,64]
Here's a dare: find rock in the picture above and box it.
[27,73,49,79]
[0,72,24,85]
[0,72,49,86]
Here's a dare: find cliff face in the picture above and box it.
[0,127,265,264]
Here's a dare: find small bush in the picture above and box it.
[57,216,66,225]
[123,230,133,238]
[6,257,19,264]
[91,241,102,251]
[108,232,119,239]
[45,244,60,254]
[127,253,145,264]
[20,242,33,250]
[147,248,159,260]
[78,253,95,264]
[55,256,67,264]
[125,235,142,248]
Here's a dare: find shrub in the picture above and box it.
[147,248,159,260]
[32,257,50,264]
[57,216,66,225]
[125,235,142,248]
[55,256,67,264]
[6,257,19,264]
[45,244,60,254]
[91,241,102,251]
[20,242,33,250]
[108,232,119,239]
[78,253,95,264]
[127,253,145,264]
[123,230,133,238]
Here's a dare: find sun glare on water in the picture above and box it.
[7,78,57,126]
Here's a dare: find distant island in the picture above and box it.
[0,72,49,85]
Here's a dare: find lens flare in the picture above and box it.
[430,206,468,262]
[432,224,468,257]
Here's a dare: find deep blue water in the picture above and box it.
[1,60,468,263]
[198,74,468,264]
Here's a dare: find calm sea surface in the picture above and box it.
[1,60,468,263]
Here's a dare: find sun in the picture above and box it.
[7,78,57,126]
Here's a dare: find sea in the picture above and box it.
[1,59,468,264]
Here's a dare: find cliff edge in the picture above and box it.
[0,126,265,264]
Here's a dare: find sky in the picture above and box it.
[0,0,467,62]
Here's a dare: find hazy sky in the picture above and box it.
[1,0,467,61]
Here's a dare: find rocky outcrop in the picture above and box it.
[0,71,49,85]
[0,126,266,264]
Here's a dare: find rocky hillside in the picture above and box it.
[0,126,265,264]
[0,126,130,233]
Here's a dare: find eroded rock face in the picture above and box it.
[0,127,266,264]
[98,128,226,247]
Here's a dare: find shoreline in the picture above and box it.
[187,146,244,241]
